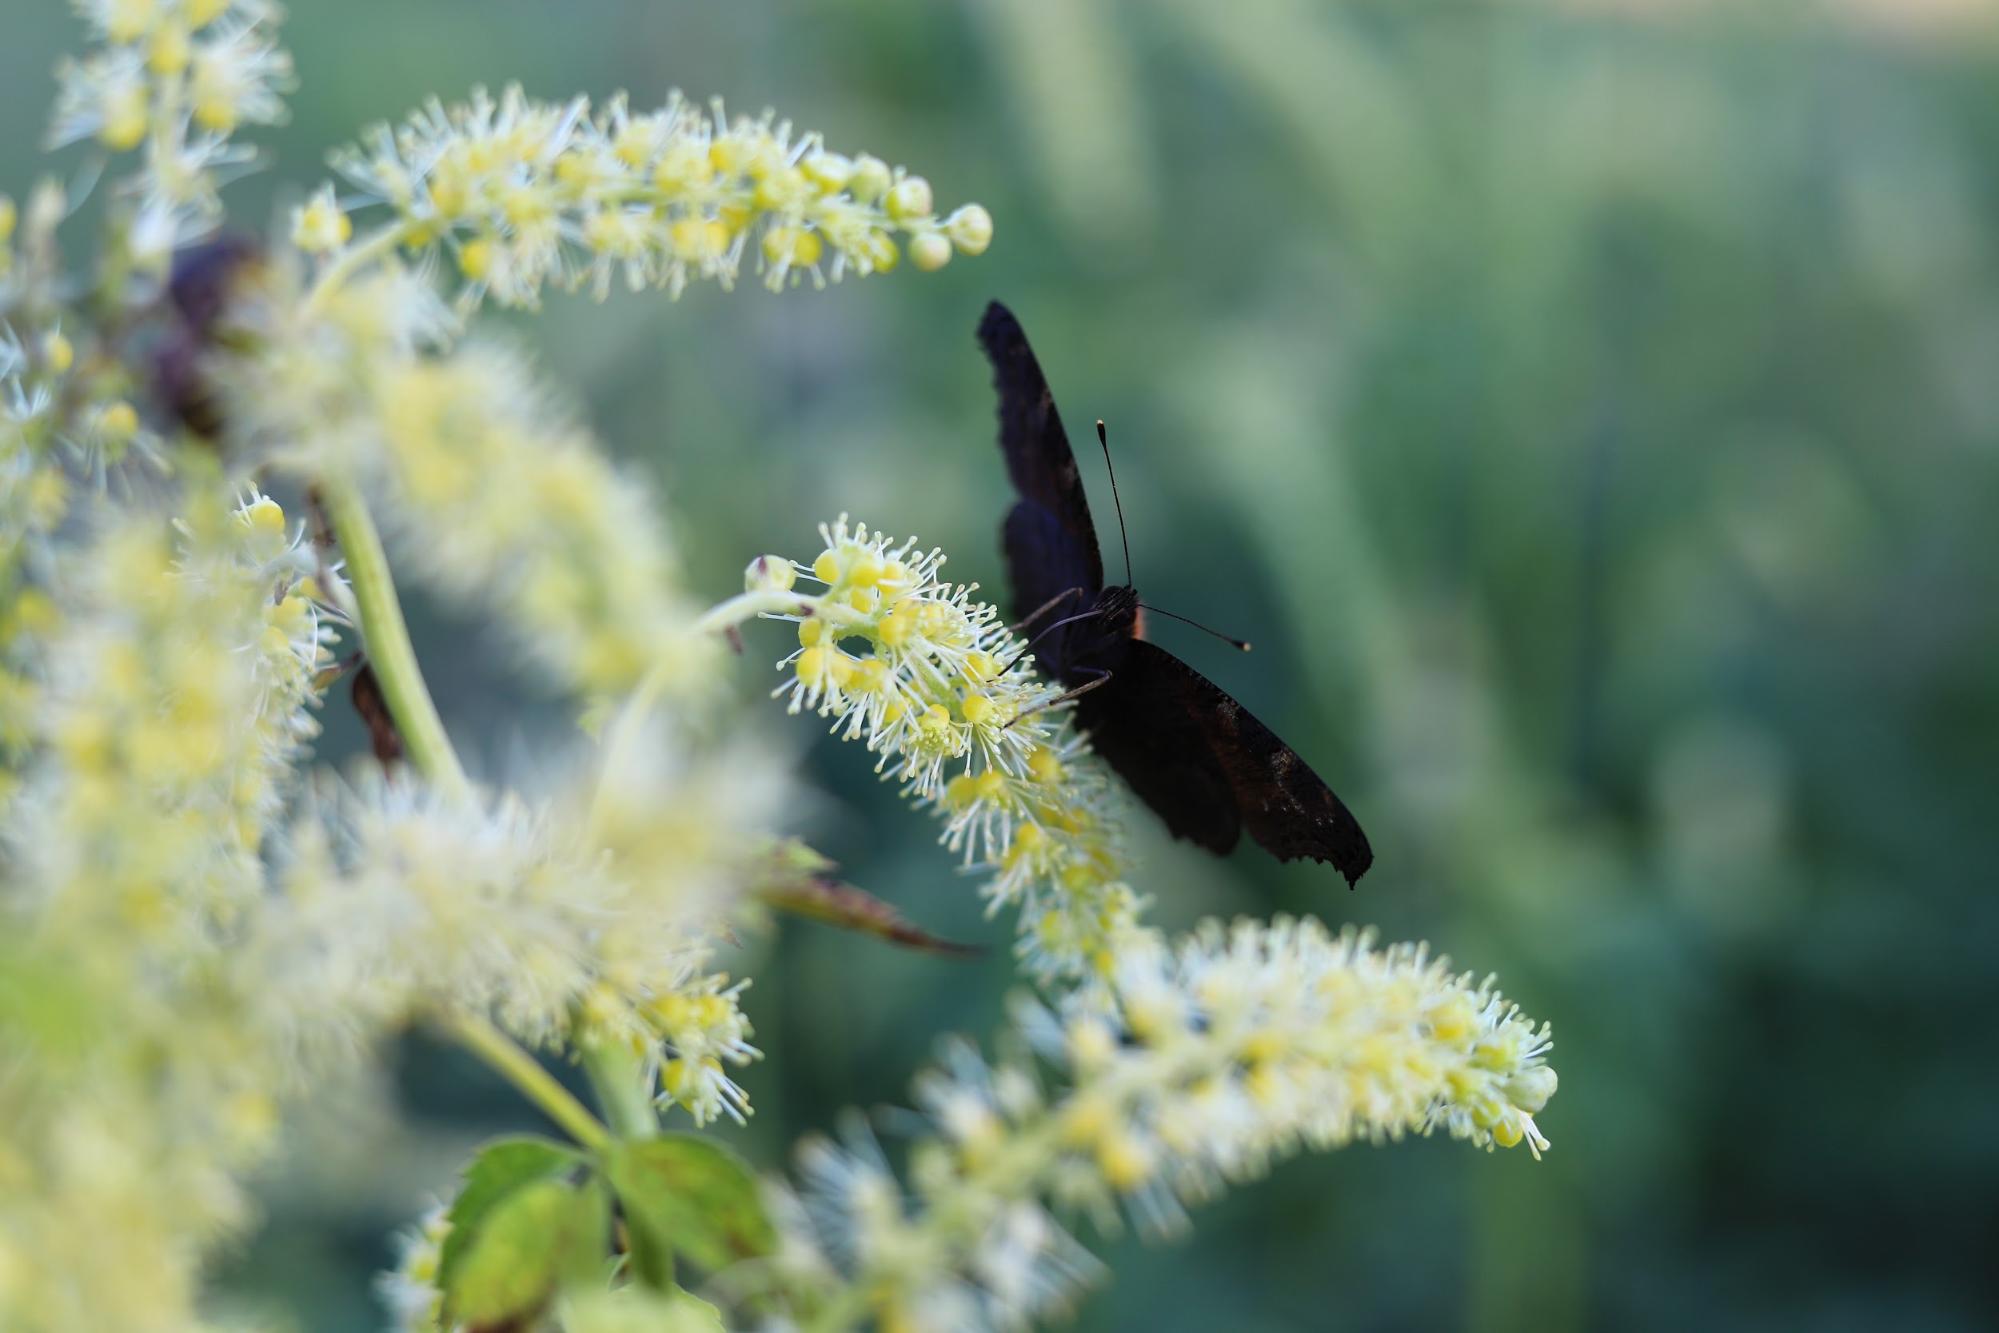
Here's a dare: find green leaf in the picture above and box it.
[437,1136,583,1303]
[561,1177,614,1285]
[446,1175,609,1328]
[561,1286,728,1333]
[603,1134,777,1283]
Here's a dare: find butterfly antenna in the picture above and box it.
[1138,603,1253,653]
[1096,419,1133,586]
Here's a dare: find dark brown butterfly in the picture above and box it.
[977,301,1373,886]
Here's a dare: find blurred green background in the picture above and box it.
[8,0,1999,1328]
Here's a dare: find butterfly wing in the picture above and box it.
[978,302,1105,677]
[1079,640,1374,884]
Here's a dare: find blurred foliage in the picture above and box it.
[7,0,1997,1328]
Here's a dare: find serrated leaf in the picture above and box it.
[758,875,981,956]
[437,1136,582,1301]
[447,1175,608,1329]
[603,1135,777,1282]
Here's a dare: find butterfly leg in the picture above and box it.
[1003,667,1111,729]
[991,588,1091,680]
[1014,586,1087,636]
[994,608,1107,681]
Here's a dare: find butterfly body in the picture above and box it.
[977,301,1374,885]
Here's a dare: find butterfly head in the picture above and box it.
[1093,584,1143,639]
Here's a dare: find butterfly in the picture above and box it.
[977,301,1374,886]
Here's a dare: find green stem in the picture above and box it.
[302,221,412,317]
[320,478,470,800]
[581,1041,660,1140]
[439,1009,611,1153]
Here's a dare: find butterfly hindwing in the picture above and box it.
[978,302,1105,608]
[1082,641,1374,884]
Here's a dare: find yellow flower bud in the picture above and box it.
[812,549,842,583]
[848,154,892,203]
[1506,1067,1559,1115]
[291,193,353,255]
[1426,996,1475,1042]
[148,22,191,75]
[876,605,916,648]
[744,554,797,593]
[945,772,981,810]
[861,232,899,273]
[101,86,148,152]
[96,401,140,443]
[886,175,933,221]
[653,142,712,193]
[106,0,156,43]
[708,136,748,174]
[1059,1095,1114,1147]
[242,495,286,537]
[802,151,853,191]
[459,237,494,280]
[1096,1131,1153,1192]
[850,657,889,694]
[909,231,952,272]
[40,332,74,375]
[945,203,994,256]
[796,645,833,689]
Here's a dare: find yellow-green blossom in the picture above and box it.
[48,0,294,268]
[322,85,992,307]
[0,484,333,1333]
[268,707,785,1122]
[225,263,710,705]
[757,917,1557,1328]
[767,517,1147,979]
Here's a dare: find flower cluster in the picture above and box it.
[48,0,294,269]
[0,490,333,1332]
[757,917,1557,1329]
[15,490,331,927]
[222,261,712,706]
[267,712,785,1124]
[761,517,1147,978]
[318,85,995,308]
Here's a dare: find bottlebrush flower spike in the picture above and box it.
[322,85,994,309]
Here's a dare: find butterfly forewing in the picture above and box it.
[979,302,1107,674]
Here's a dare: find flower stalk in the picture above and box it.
[317,477,470,799]
[438,1009,612,1153]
